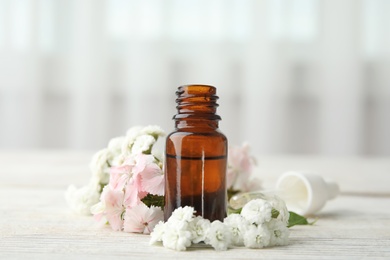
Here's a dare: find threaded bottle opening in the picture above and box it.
[174,84,221,121]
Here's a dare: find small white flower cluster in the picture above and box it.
[238,198,290,248]
[65,125,165,215]
[150,198,290,251]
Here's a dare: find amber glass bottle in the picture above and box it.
[164,85,228,222]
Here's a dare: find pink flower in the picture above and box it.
[109,164,133,191]
[123,203,164,234]
[227,144,259,191]
[123,177,147,208]
[132,153,154,175]
[229,143,254,173]
[98,152,165,232]
[103,188,125,231]
[141,163,164,196]
[132,153,164,196]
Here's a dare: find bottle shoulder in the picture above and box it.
[166,129,227,157]
[167,129,227,139]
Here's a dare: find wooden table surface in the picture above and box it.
[1,150,390,259]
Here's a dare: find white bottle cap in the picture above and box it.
[275,171,339,216]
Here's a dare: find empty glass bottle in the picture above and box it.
[164,85,228,222]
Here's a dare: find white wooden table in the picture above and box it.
[1,151,390,259]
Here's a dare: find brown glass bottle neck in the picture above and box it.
[174,85,221,129]
[174,118,219,130]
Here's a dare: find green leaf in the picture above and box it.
[288,211,315,228]
[141,194,165,209]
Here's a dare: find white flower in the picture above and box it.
[107,136,126,166]
[65,183,101,215]
[189,216,211,243]
[267,219,290,246]
[150,221,166,245]
[108,136,125,152]
[140,125,166,138]
[224,214,250,246]
[90,184,110,219]
[267,194,290,226]
[168,206,195,224]
[162,223,192,251]
[152,150,163,168]
[126,126,144,137]
[243,224,271,249]
[150,206,195,251]
[131,134,156,154]
[121,126,144,155]
[241,199,273,225]
[68,136,126,218]
[90,201,105,220]
[89,149,110,185]
[205,220,232,251]
[121,125,165,156]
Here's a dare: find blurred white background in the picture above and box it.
[0,0,389,156]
